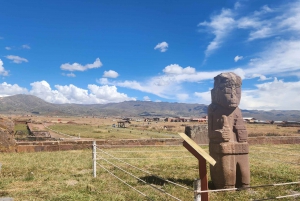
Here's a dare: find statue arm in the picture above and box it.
[233,112,248,142]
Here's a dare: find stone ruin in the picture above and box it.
[208,72,250,189]
[184,124,209,144]
[0,116,16,152]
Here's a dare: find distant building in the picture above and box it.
[243,117,256,123]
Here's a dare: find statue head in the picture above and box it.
[211,72,242,108]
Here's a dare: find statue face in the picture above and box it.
[216,81,241,108]
[211,73,242,108]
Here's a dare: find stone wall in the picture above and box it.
[0,117,16,152]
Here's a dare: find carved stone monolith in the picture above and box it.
[208,72,250,189]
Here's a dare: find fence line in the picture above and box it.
[252,145,300,152]
[97,156,194,160]
[253,193,300,201]
[98,156,182,201]
[96,162,154,201]
[97,147,192,191]
[249,155,300,165]
[93,141,299,200]
[105,150,189,153]
[195,181,300,194]
[252,150,300,157]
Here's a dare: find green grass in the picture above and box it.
[1,144,299,200]
[14,124,30,140]
[48,124,179,139]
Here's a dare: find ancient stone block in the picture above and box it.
[185,124,209,144]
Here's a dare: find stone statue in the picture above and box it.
[208,72,250,189]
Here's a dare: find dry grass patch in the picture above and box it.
[1,144,299,200]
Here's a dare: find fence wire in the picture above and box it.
[98,156,182,201]
[96,162,154,201]
[97,147,192,191]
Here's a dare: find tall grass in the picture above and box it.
[1,144,299,200]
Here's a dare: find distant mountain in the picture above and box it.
[0,94,299,121]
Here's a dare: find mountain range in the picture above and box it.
[0,94,299,121]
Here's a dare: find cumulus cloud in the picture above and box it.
[60,58,102,72]
[234,55,243,62]
[240,78,300,110]
[154,41,168,52]
[22,44,31,49]
[5,47,11,50]
[103,70,119,78]
[28,80,135,104]
[163,64,196,74]
[0,59,9,76]
[0,82,28,96]
[143,96,151,101]
[5,55,28,64]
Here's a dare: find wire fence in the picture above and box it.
[92,141,300,201]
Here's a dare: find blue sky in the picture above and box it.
[1,0,300,110]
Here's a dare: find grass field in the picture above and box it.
[47,124,179,139]
[1,144,299,201]
[45,119,300,140]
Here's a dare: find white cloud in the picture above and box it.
[234,55,243,62]
[176,93,189,101]
[0,59,9,76]
[234,2,241,10]
[244,39,300,76]
[154,41,168,52]
[60,58,102,72]
[0,82,28,96]
[28,80,135,104]
[5,55,28,64]
[0,36,3,39]
[198,8,235,58]
[194,91,211,105]
[88,84,135,103]
[143,96,151,101]
[95,67,226,101]
[103,70,119,78]
[5,47,11,50]
[240,78,300,110]
[249,74,272,81]
[22,45,31,49]
[62,72,76,77]
[163,64,196,74]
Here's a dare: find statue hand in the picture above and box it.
[214,115,231,142]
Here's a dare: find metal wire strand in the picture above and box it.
[196,181,300,194]
[96,162,154,201]
[98,157,182,201]
[252,193,300,201]
[97,147,192,191]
